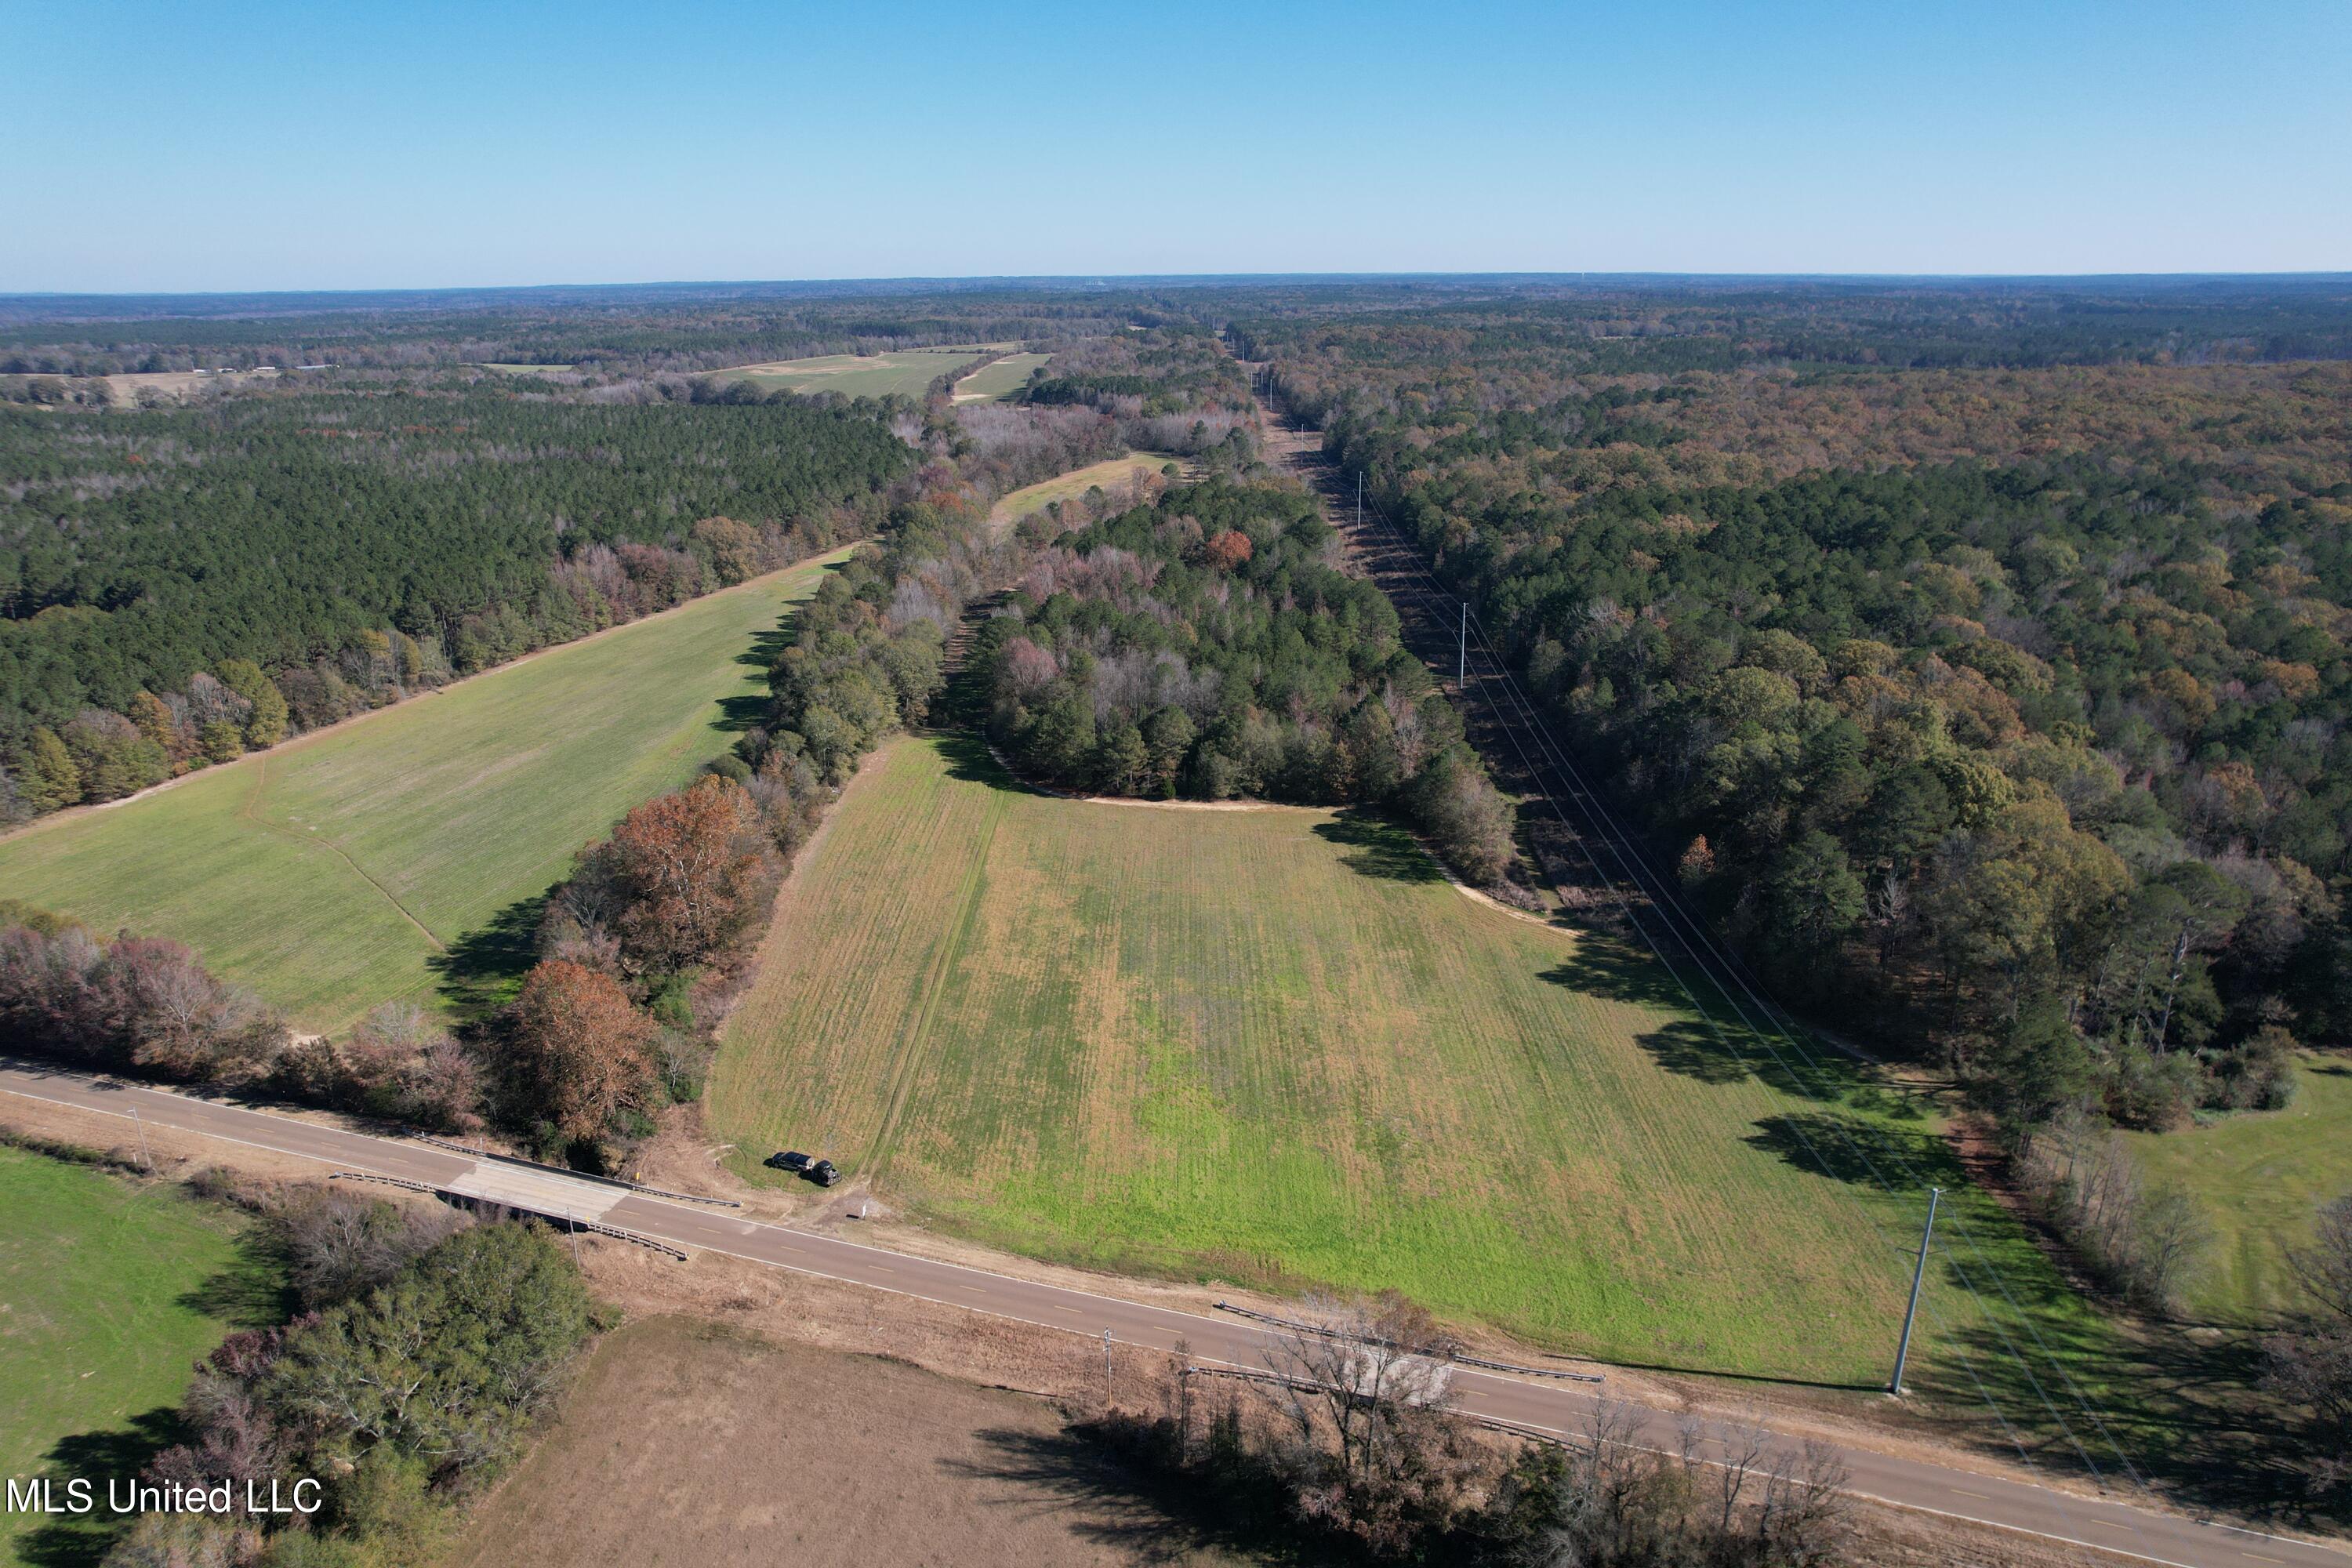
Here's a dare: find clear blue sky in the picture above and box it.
[6,0,2345,292]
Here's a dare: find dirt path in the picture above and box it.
[236,755,448,952]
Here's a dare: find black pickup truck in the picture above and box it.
[766,1150,842,1187]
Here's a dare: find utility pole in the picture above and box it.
[1459,601,1468,691]
[1889,1186,1942,1395]
[131,1105,152,1172]
[1103,1329,1115,1406]
[564,1208,580,1265]
[1356,474,1361,533]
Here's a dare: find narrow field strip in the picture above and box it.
[0,549,853,1033]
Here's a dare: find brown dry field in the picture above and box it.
[447,1315,2123,1568]
[443,1316,1254,1568]
[100,368,281,402]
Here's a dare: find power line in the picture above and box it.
[1433,588,2152,1491]
[1327,442,2152,1519]
[1377,486,2126,1481]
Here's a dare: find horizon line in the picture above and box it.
[5,268,2351,308]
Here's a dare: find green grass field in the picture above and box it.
[712,347,1003,400]
[951,351,1051,403]
[2127,1054,2352,1324]
[711,735,2107,1399]
[0,550,851,1034]
[989,452,1180,528]
[0,1145,280,1567]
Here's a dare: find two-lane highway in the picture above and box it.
[3,1058,2338,1568]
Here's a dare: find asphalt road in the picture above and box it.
[2,1058,2337,1568]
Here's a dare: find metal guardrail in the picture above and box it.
[1183,1363,1330,1394]
[1213,1301,1604,1385]
[329,1170,435,1195]
[328,1171,689,1261]
[1183,1364,1573,1446]
[408,1133,741,1207]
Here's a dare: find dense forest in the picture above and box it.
[0,280,1261,379]
[971,478,1519,884]
[1240,277,2352,378]
[1238,292,2352,1163]
[0,382,911,820]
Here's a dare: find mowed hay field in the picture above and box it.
[0,550,851,1034]
[953,350,1052,402]
[2127,1054,2352,1324]
[712,736,2058,1385]
[446,1316,1258,1568]
[989,452,1180,528]
[0,1146,274,1567]
[712,347,1001,400]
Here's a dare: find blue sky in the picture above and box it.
[5,0,2345,291]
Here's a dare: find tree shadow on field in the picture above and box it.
[1539,940,1930,1124]
[1744,1112,1965,1192]
[1628,1018,1758,1087]
[19,1408,186,1568]
[1915,1293,2328,1528]
[177,1225,297,1330]
[944,1422,1348,1565]
[936,728,1048,796]
[1542,940,1845,1102]
[430,891,547,1019]
[717,622,794,733]
[737,622,793,673]
[1538,934,1713,1016]
[714,691,771,733]
[1314,811,1445,884]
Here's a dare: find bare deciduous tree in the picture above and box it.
[1261,1292,1487,1550]
[2269,1195,2352,1495]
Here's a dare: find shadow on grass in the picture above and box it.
[1312,811,1445,884]
[1540,938,1885,1110]
[429,891,546,1019]
[1743,1112,1967,1191]
[1732,1109,2332,1523]
[935,727,1056,796]
[176,1225,297,1330]
[1918,1299,2326,1526]
[714,691,772,732]
[17,1407,185,1568]
[720,575,835,729]
[736,622,793,673]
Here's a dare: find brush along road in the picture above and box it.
[0,1060,2333,1568]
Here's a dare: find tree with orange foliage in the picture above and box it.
[1203,529,1254,571]
[505,960,654,1143]
[607,775,766,972]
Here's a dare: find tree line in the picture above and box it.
[971,477,1521,887]
[0,385,913,825]
[1249,295,2352,1317]
[1087,1291,1853,1566]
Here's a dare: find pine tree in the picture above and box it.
[21,727,82,811]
